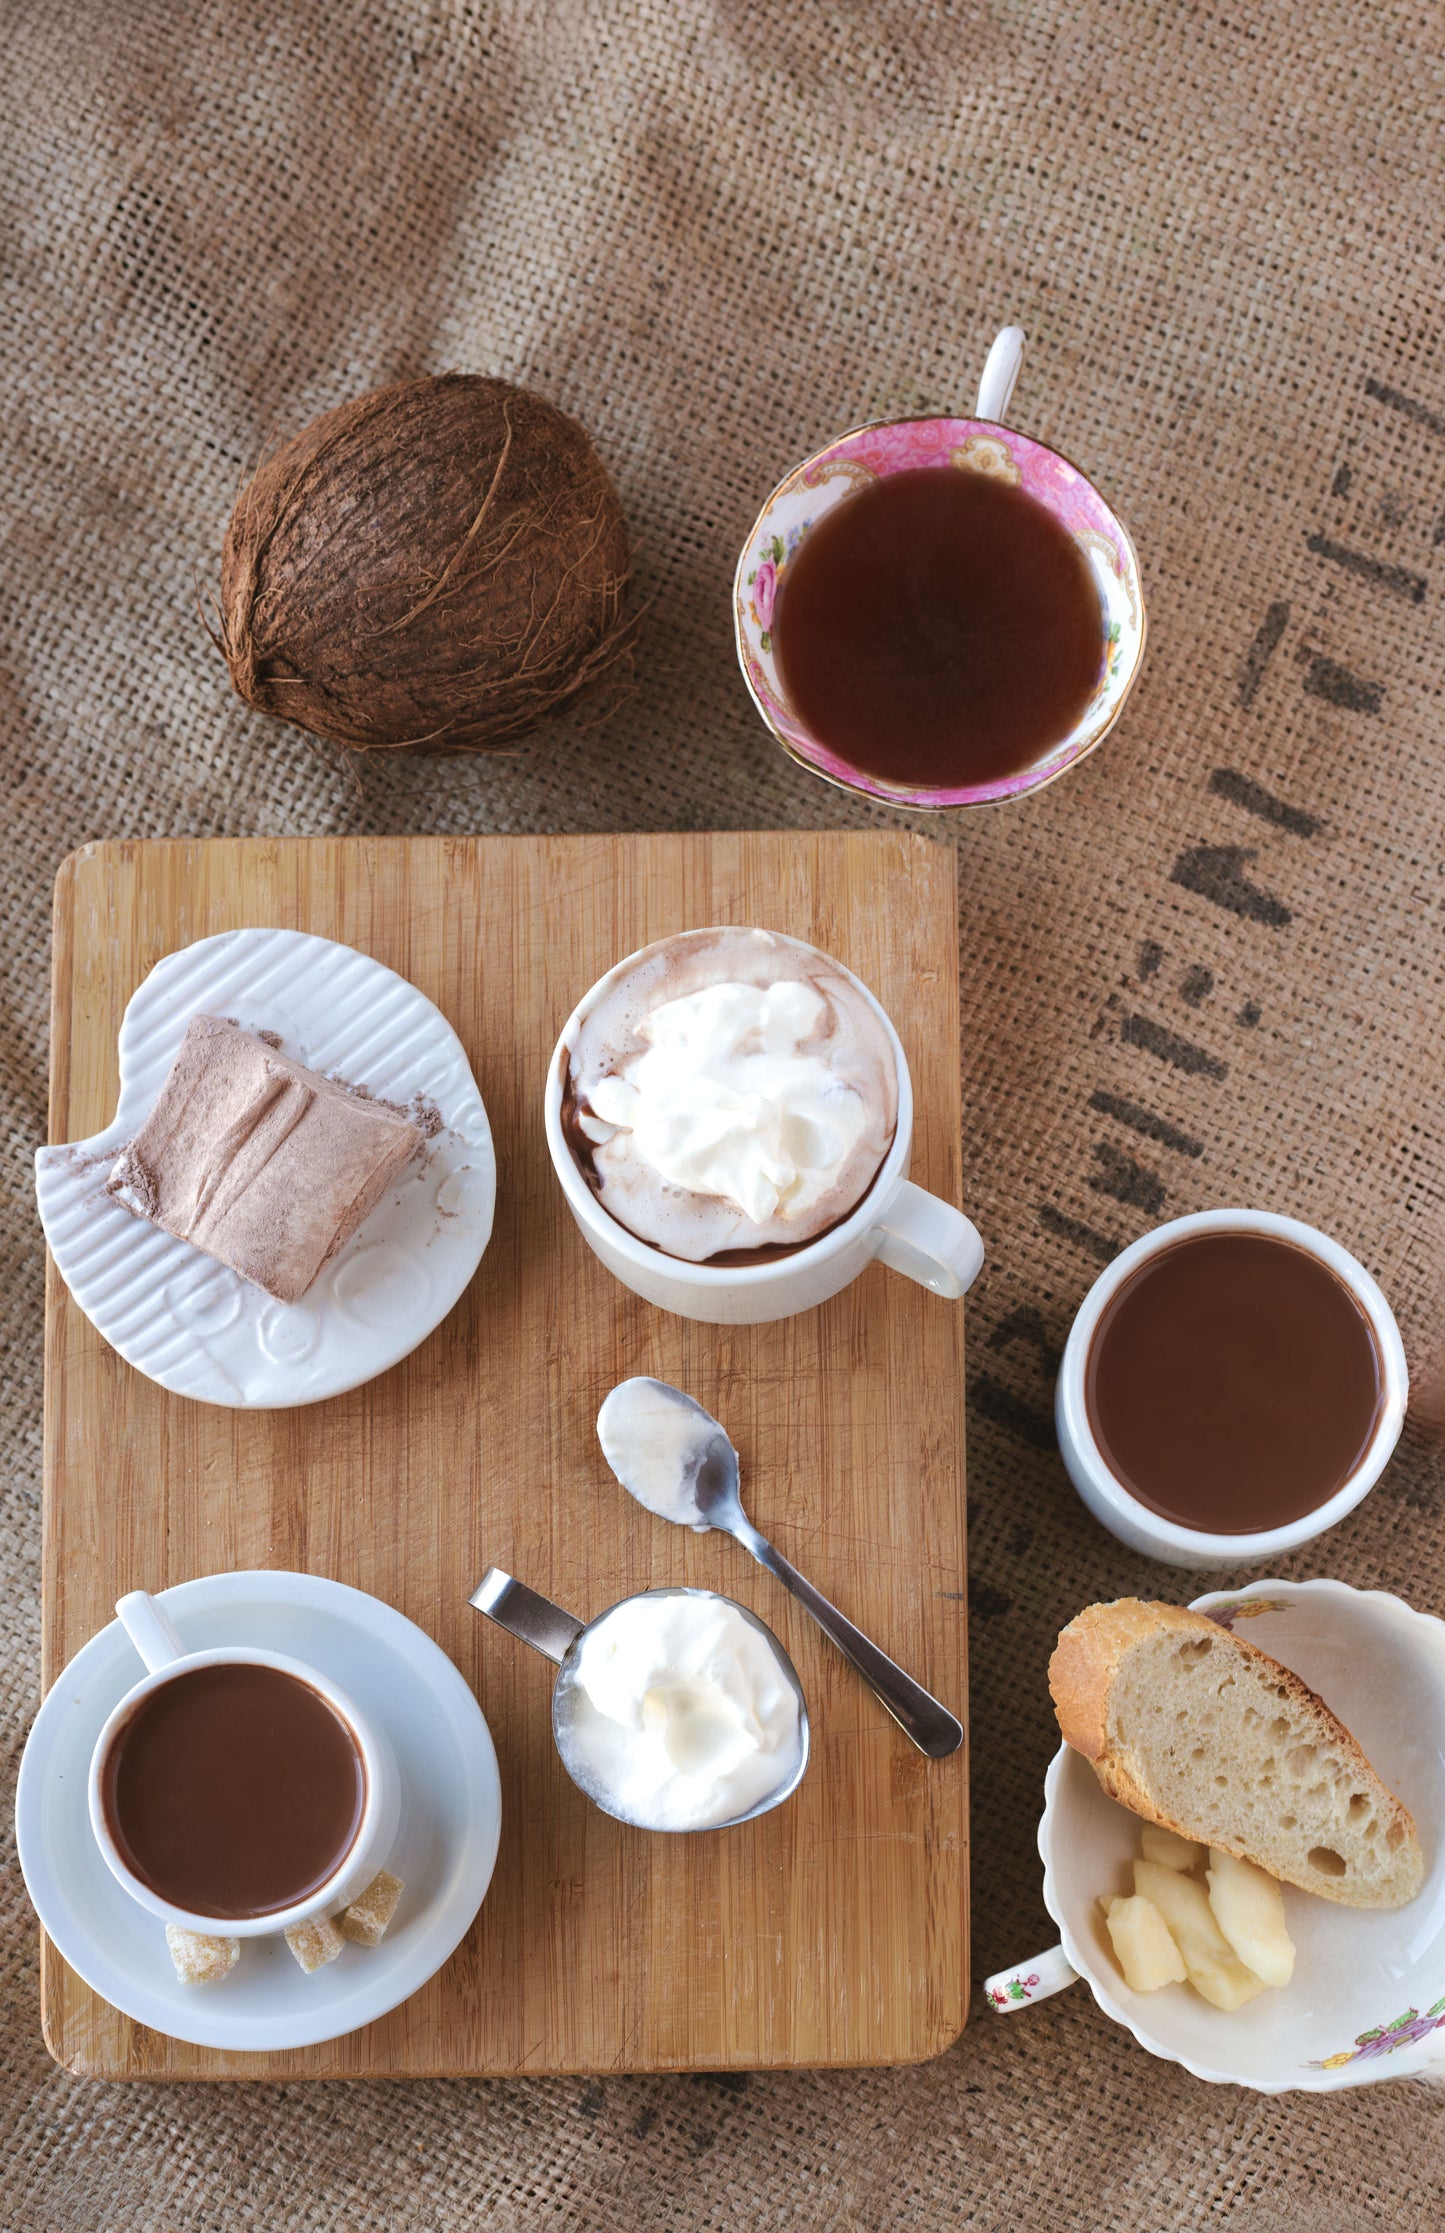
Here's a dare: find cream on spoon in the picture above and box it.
[596,1376,715,1530]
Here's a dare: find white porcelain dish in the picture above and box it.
[984,1580,1445,2091]
[17,1570,502,2055]
[34,927,495,1407]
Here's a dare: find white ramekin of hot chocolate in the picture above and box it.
[1055,1208,1409,1569]
[544,926,984,1325]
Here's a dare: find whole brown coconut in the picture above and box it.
[218,375,634,752]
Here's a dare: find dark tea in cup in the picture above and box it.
[734,331,1146,812]
[771,466,1104,793]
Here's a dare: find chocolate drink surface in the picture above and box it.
[771,466,1103,790]
[1084,1233,1384,1534]
[102,1663,366,1918]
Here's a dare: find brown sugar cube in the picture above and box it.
[108,1014,424,1305]
[165,1924,240,1984]
[284,1914,346,1974]
[338,1869,404,1947]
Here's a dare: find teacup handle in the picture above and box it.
[872,1182,985,1299]
[471,1568,585,1665]
[976,326,1026,425]
[984,1944,1079,2012]
[115,1590,187,1674]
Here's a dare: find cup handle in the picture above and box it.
[115,1590,187,1674]
[470,1568,585,1665]
[872,1181,985,1299]
[976,325,1026,424]
[984,1945,1079,2012]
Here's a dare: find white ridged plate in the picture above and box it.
[35,928,495,1408]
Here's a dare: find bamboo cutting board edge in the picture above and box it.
[39,831,968,2078]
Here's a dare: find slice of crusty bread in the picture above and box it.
[1049,1600,1424,1909]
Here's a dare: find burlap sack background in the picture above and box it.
[3,1,1444,2224]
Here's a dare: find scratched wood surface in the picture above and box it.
[41,831,968,2078]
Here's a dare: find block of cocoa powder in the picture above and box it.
[108,1015,424,1305]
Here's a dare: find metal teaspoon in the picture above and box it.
[596,1377,963,1759]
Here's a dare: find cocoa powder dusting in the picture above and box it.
[107,1150,159,1221]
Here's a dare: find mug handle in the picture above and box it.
[115,1590,187,1674]
[976,325,1026,424]
[872,1182,985,1299]
[984,1944,1079,2012]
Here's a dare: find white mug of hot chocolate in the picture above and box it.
[1055,1209,1408,1571]
[543,927,984,1325]
[89,1590,400,1939]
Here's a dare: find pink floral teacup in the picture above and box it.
[733,328,1146,811]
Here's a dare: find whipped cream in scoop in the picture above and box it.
[564,929,898,1262]
[555,1591,804,1830]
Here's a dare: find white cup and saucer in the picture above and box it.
[17,1571,502,2055]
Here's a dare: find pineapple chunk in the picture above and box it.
[1140,1823,1205,1872]
[1206,1849,1295,1988]
[1133,1859,1268,2010]
[1104,1894,1188,1992]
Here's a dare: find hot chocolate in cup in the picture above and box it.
[1055,1209,1408,1570]
[89,1591,400,1938]
[544,926,984,1326]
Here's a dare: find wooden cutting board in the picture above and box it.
[41,830,968,2077]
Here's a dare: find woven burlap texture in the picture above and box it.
[4,0,1445,2225]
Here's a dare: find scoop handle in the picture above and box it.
[735,1527,963,1758]
[470,1568,584,1665]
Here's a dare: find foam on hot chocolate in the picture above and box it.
[564,928,898,1262]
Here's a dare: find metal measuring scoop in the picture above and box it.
[596,1378,963,1759]
[469,1573,810,1832]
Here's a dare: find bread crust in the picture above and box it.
[1048,1599,1423,1906]
[1049,1599,1209,1764]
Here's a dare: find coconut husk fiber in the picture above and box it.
[218,376,635,751]
[3,1,1445,2227]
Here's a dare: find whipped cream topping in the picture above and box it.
[556,1591,803,1830]
[586,978,874,1226]
[565,928,898,1262]
[596,1377,720,1530]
